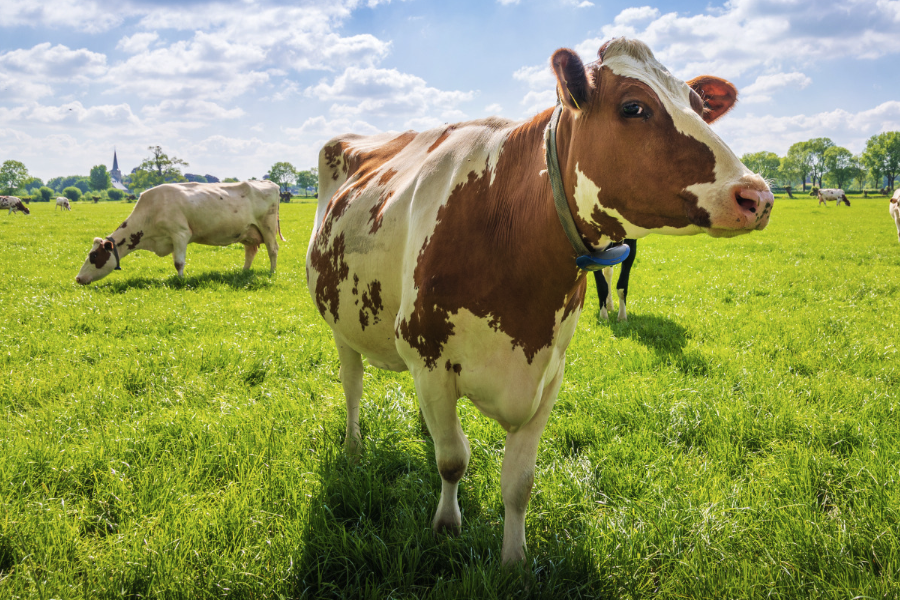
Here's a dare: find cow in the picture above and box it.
[56,197,71,211]
[280,191,292,203]
[305,37,774,565]
[817,188,850,206]
[595,239,638,321]
[891,189,900,243]
[75,181,284,285]
[0,196,30,215]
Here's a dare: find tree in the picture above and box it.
[89,164,111,191]
[803,137,834,187]
[136,146,189,189]
[823,146,853,189]
[295,168,319,196]
[785,142,812,190]
[38,186,54,202]
[741,151,781,181]
[107,189,125,201]
[0,160,29,194]
[62,186,83,202]
[223,177,239,183]
[25,177,44,193]
[267,162,296,191]
[862,131,900,192]
[778,154,804,189]
[851,155,868,191]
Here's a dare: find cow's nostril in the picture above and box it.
[736,191,759,213]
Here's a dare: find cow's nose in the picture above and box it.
[733,187,774,215]
[75,276,84,285]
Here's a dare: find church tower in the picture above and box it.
[110,149,122,183]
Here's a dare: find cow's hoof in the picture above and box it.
[432,520,462,537]
[344,438,362,463]
[597,308,609,322]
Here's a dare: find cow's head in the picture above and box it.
[15,200,30,215]
[75,237,119,285]
[551,38,773,245]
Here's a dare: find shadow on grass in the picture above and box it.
[607,313,710,376]
[93,269,276,293]
[292,427,617,599]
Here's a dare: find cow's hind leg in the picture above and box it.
[335,334,364,457]
[594,268,613,320]
[415,374,470,535]
[172,234,189,277]
[500,362,563,565]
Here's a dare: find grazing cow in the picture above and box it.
[817,188,850,206]
[306,37,774,565]
[891,189,900,243]
[0,196,30,215]
[56,197,71,211]
[279,191,292,203]
[595,239,638,321]
[75,181,284,285]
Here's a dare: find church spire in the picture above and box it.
[110,148,122,183]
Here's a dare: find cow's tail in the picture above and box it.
[277,205,286,242]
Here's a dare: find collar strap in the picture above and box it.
[545,104,592,257]
[106,236,122,270]
[544,104,631,271]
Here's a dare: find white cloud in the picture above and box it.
[308,66,474,118]
[142,99,245,121]
[717,101,900,155]
[485,103,503,114]
[521,90,556,115]
[0,43,107,82]
[614,6,660,25]
[116,32,159,54]
[285,115,382,139]
[742,72,812,103]
[0,0,125,33]
[497,0,520,5]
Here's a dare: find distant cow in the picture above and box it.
[818,188,849,206]
[891,189,900,243]
[595,239,637,321]
[56,197,71,211]
[307,37,774,564]
[0,196,30,215]
[279,191,292,203]
[75,181,284,284]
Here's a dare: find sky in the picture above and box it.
[1,0,899,183]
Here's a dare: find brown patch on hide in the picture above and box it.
[308,213,349,322]
[427,126,455,153]
[89,246,111,269]
[128,231,143,250]
[398,112,583,368]
[359,280,383,331]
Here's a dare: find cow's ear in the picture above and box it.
[93,237,104,246]
[686,76,738,123]
[551,49,589,112]
[102,239,114,251]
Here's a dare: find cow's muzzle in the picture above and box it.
[733,186,774,229]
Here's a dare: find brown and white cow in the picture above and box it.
[817,188,850,206]
[1,195,30,215]
[76,181,283,284]
[890,189,900,243]
[306,38,774,565]
[56,197,71,211]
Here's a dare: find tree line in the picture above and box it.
[741,132,900,192]
[0,146,317,202]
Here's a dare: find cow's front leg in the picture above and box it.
[243,243,259,270]
[416,377,470,535]
[617,288,628,322]
[500,363,563,565]
[172,235,189,277]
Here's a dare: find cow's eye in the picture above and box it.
[622,102,645,118]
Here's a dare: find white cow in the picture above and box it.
[891,189,900,243]
[75,181,284,284]
[56,197,71,211]
[817,188,850,206]
[0,196,30,215]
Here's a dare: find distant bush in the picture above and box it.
[107,189,125,201]
[38,186,54,202]
[62,186,82,202]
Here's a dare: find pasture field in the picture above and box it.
[0,194,898,599]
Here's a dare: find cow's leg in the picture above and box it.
[263,235,278,273]
[415,375,470,535]
[335,334,364,457]
[500,362,563,565]
[243,243,259,270]
[172,235,189,277]
[593,268,612,320]
[615,239,637,322]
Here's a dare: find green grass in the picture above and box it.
[0,194,898,599]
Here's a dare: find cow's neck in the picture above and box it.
[106,216,149,260]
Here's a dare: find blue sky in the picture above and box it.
[1,0,899,182]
